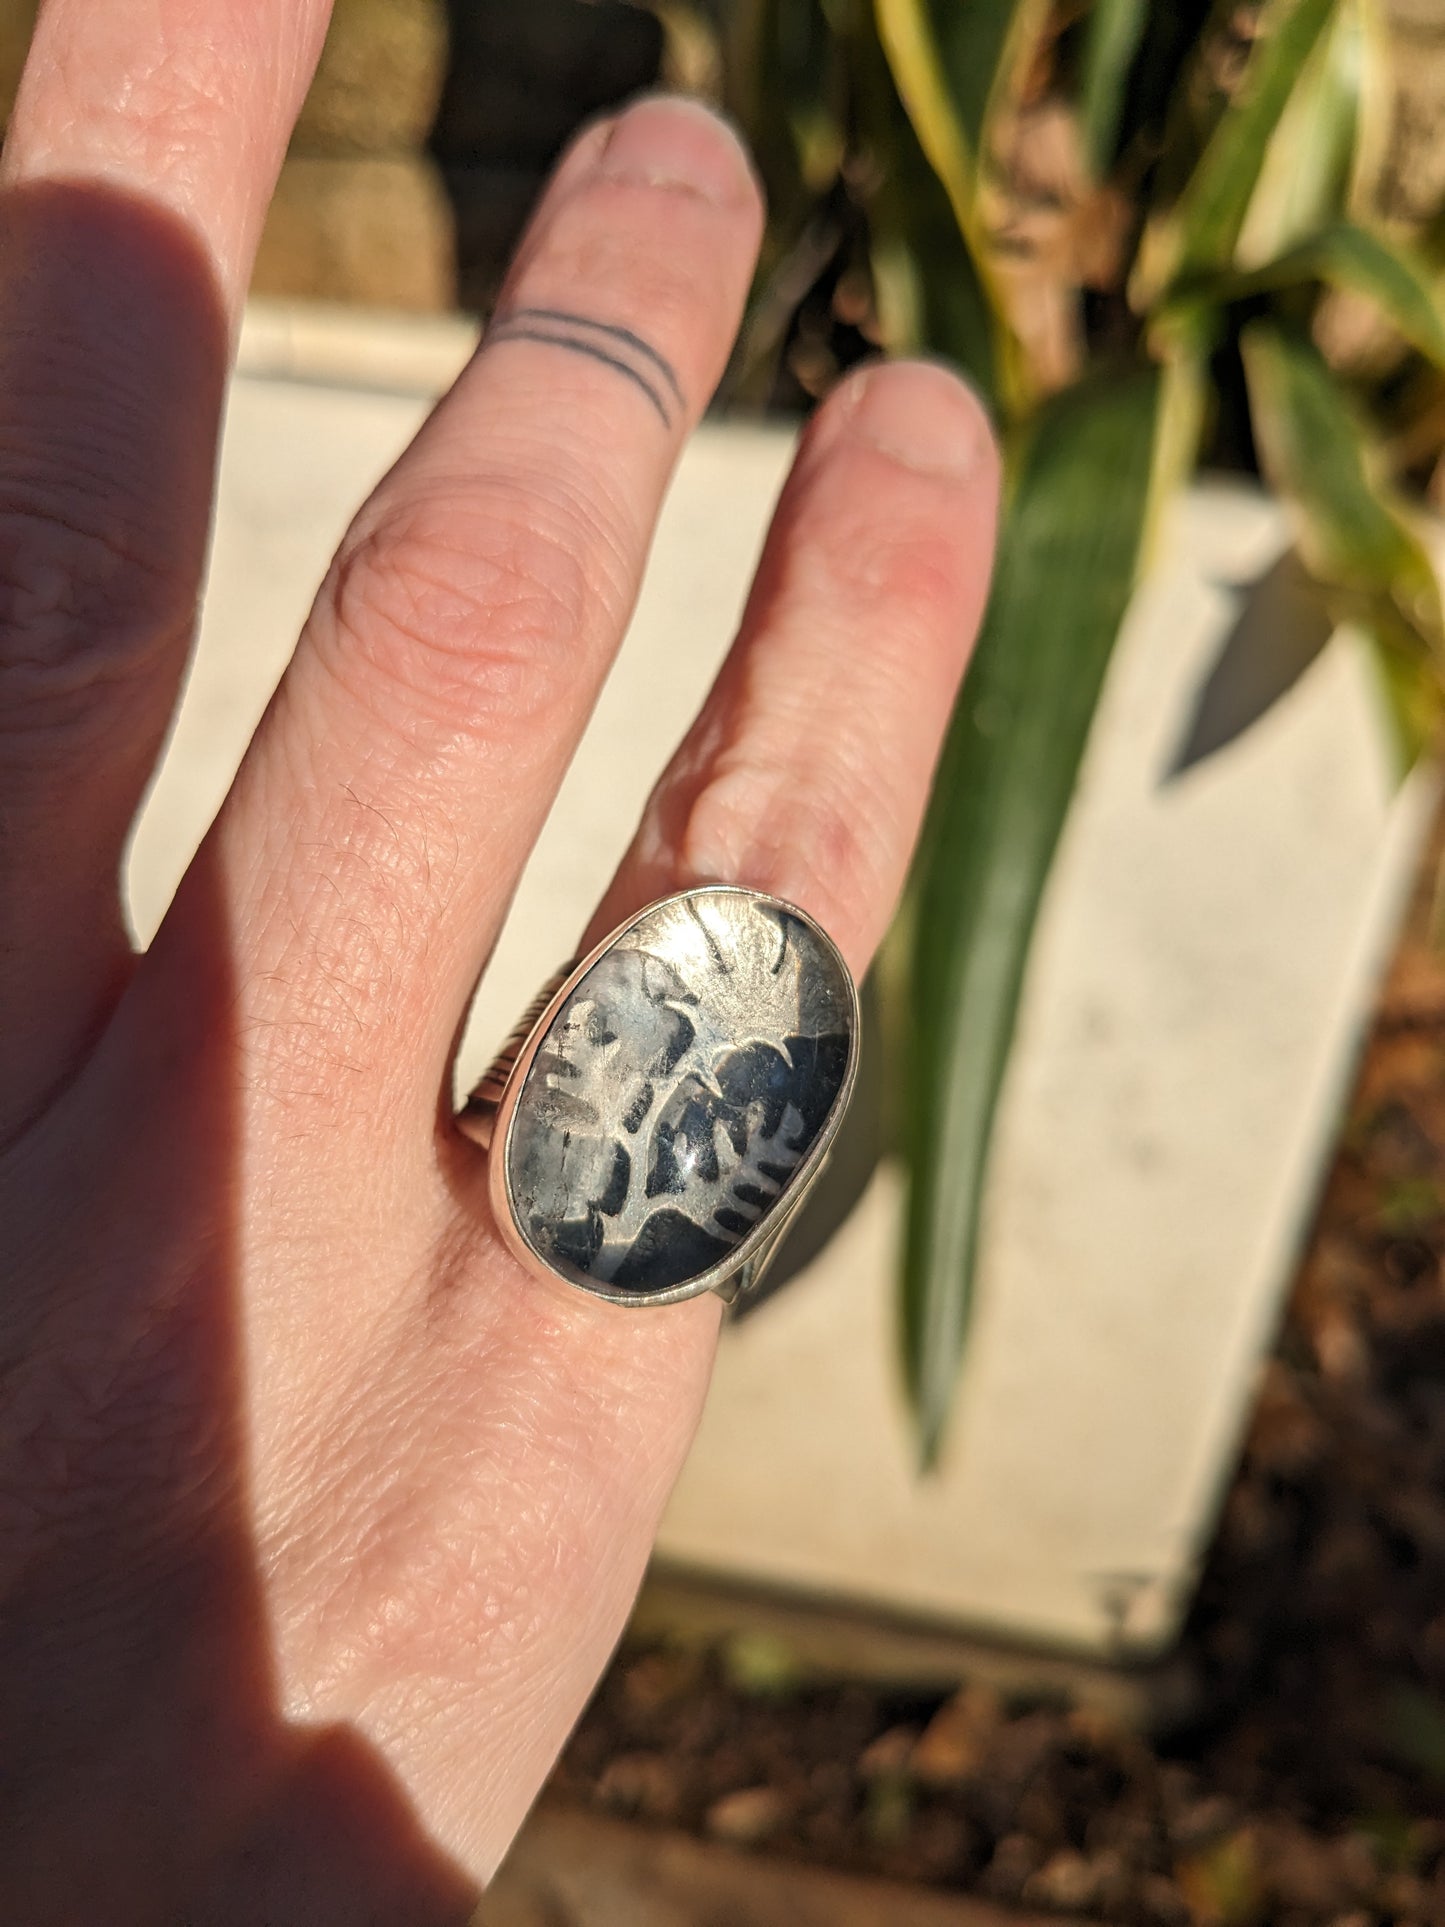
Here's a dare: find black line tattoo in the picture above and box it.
[507,307,686,409]
[486,306,685,428]
[486,324,673,426]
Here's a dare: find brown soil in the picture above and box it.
[547,813,1445,1927]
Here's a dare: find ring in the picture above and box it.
[460,885,860,1308]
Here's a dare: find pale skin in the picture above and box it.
[0,2,1000,1919]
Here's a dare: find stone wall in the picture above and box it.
[435,0,662,310]
[254,0,453,309]
[258,0,663,312]
[6,1,1441,316]
[0,0,661,312]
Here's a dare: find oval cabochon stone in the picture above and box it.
[505,890,855,1296]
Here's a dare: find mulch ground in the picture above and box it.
[546,811,1445,1927]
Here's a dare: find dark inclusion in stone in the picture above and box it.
[505,891,854,1295]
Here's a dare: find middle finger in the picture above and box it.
[194,97,763,1135]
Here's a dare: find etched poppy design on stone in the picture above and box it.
[505,890,856,1296]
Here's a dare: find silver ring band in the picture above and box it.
[460,885,860,1308]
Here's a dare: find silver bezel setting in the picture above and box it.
[472,886,860,1308]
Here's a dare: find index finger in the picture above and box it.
[2,0,330,302]
[0,0,331,1140]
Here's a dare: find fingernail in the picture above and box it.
[841,360,995,480]
[598,94,757,207]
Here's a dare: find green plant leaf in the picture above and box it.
[902,361,1183,1466]
[728,0,844,222]
[1363,618,1445,775]
[848,0,1001,405]
[873,140,1002,401]
[1137,0,1335,299]
[874,0,1042,166]
[1198,223,1445,370]
[1077,0,1150,178]
[1240,319,1445,654]
[723,0,830,273]
[1242,318,1445,776]
[871,0,1042,412]
[1108,0,1215,185]
[1234,0,1374,265]
[722,0,858,407]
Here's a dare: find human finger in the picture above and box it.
[191,97,763,1142]
[0,0,331,1139]
[316,359,1000,1870]
[585,358,1001,974]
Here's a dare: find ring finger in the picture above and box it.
[312,356,1001,1870]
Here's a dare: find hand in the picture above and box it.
[0,4,999,1920]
